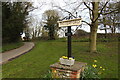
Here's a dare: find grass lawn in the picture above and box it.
[2,42,24,52]
[2,40,118,78]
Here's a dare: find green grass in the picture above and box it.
[2,41,118,78]
[2,42,24,52]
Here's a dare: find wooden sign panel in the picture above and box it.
[58,18,82,27]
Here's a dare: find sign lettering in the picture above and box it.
[58,18,82,27]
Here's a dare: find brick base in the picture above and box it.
[50,61,87,79]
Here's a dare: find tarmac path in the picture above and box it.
[0,42,35,64]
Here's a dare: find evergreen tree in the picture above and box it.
[2,2,34,43]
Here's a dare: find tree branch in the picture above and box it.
[89,8,92,21]
[28,7,38,13]
[82,20,91,26]
[54,6,77,18]
[2,2,9,7]
[102,10,118,15]
[94,1,109,23]
[84,2,92,11]
[60,28,66,33]
[72,2,82,13]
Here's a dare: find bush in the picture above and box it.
[81,65,100,79]
[97,38,118,42]
[81,60,105,79]
[41,70,52,78]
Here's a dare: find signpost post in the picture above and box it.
[58,18,82,58]
[50,18,87,79]
[67,26,72,58]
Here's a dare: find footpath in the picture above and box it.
[0,42,35,64]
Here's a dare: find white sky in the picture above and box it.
[31,0,104,33]
[23,0,115,38]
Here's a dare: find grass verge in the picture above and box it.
[2,42,24,53]
[2,41,118,78]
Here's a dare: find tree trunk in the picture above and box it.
[37,29,41,37]
[90,2,99,53]
[104,25,107,38]
[103,17,107,38]
[49,26,55,40]
[90,24,98,53]
[109,25,114,33]
[32,30,35,39]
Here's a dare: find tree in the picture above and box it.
[2,2,35,43]
[29,26,41,39]
[98,3,109,38]
[41,26,49,39]
[56,1,107,53]
[89,2,99,53]
[41,1,118,52]
[108,2,120,33]
[25,17,42,40]
[99,2,120,34]
[84,1,120,52]
[116,2,120,32]
[43,10,60,40]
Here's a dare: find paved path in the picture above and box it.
[0,42,35,64]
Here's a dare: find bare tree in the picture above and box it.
[28,18,42,39]
[52,0,120,53]
[53,1,113,53]
[23,2,44,40]
[99,2,120,35]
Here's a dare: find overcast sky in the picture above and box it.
[29,0,107,34]
[21,0,120,37]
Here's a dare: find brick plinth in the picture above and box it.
[50,61,87,79]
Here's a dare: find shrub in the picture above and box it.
[97,38,118,42]
[42,70,52,78]
[81,60,105,79]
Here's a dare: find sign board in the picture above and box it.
[58,18,82,27]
